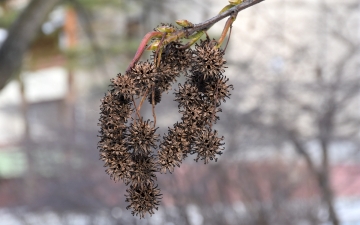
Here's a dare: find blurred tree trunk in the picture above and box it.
[18,74,35,203]
[290,132,339,225]
[0,0,62,90]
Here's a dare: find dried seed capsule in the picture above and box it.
[204,74,234,104]
[193,128,225,164]
[129,154,158,189]
[175,82,202,109]
[111,74,139,97]
[158,122,192,174]
[125,183,162,218]
[127,118,159,155]
[190,39,227,79]
[156,41,193,72]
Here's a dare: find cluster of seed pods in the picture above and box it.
[99,31,233,217]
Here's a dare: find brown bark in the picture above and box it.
[319,141,339,225]
[0,0,62,90]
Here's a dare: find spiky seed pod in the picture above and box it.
[193,128,225,164]
[148,87,162,105]
[112,74,139,98]
[175,83,202,109]
[191,39,227,79]
[158,41,194,72]
[104,152,134,183]
[129,60,178,95]
[204,75,234,104]
[125,184,162,218]
[181,104,221,129]
[153,67,181,93]
[99,93,132,129]
[189,71,210,93]
[99,90,133,181]
[127,118,159,155]
[158,122,192,174]
[129,154,158,188]
[127,61,157,95]
[99,102,127,142]
[151,45,183,93]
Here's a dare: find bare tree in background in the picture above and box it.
[221,1,360,225]
[0,0,62,90]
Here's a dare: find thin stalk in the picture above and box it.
[137,89,150,113]
[224,21,233,52]
[126,31,163,72]
[216,14,236,49]
[132,96,141,119]
[155,33,167,67]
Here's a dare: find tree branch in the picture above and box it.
[187,0,265,34]
[0,0,62,90]
[127,0,265,71]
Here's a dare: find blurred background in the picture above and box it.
[0,0,359,224]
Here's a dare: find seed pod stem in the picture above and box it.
[132,95,141,119]
[127,31,163,72]
[216,14,237,49]
[155,33,167,67]
[137,88,150,113]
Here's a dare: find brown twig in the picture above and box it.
[185,0,264,36]
[132,96,141,119]
[137,89,150,113]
